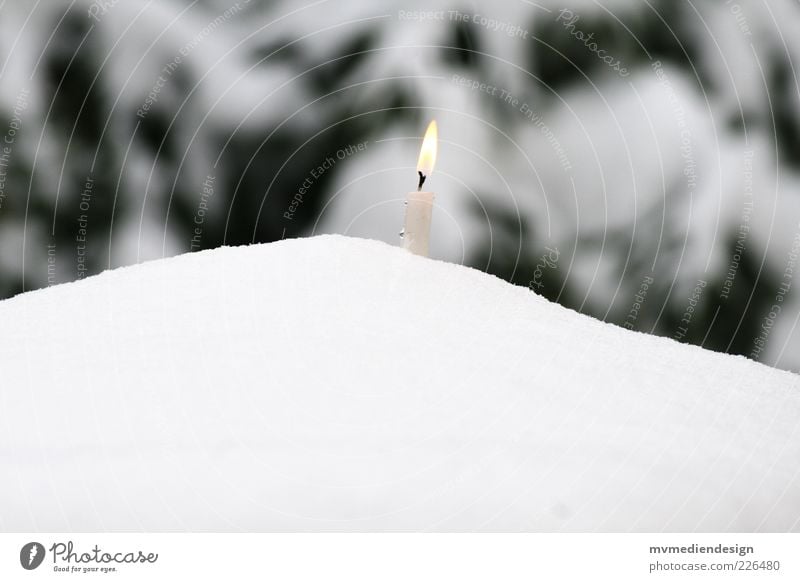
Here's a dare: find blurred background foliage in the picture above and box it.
[0,0,799,371]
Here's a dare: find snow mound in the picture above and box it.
[1,235,798,531]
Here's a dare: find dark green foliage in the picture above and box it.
[769,55,800,168]
[443,20,480,67]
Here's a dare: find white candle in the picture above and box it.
[403,120,438,257]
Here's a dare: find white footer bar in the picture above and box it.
[1,533,797,581]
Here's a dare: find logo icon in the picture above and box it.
[20,542,45,570]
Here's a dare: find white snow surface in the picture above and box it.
[1,235,798,532]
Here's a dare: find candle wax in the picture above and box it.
[403,191,434,256]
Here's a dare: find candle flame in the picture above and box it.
[416,120,438,179]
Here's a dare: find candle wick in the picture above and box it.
[417,171,426,191]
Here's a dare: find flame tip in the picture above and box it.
[416,119,439,181]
